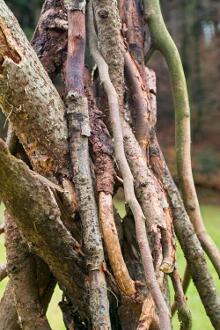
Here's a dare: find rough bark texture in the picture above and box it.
[0,140,88,319]
[65,3,111,328]
[5,212,51,330]
[0,0,69,177]
[149,136,220,328]
[0,0,219,329]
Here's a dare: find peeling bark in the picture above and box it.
[65,3,111,328]
[0,0,69,177]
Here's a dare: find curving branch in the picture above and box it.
[88,1,170,329]
[149,136,220,328]
[143,0,220,279]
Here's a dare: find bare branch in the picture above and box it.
[64,2,111,327]
[88,1,170,328]
[0,139,88,318]
[0,0,69,177]
[149,136,220,328]
[143,0,220,278]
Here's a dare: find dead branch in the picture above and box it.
[149,136,220,328]
[170,269,192,330]
[89,1,170,328]
[0,0,69,177]
[99,192,136,296]
[64,1,111,327]
[0,139,88,319]
[143,0,220,279]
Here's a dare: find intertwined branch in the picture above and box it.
[0,0,219,329]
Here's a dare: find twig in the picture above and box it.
[88,2,170,329]
[170,269,192,330]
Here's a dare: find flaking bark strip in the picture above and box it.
[65,5,111,327]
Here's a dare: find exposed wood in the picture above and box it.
[89,1,171,329]
[99,192,136,296]
[0,0,69,177]
[65,2,111,328]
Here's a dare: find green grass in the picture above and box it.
[0,203,220,329]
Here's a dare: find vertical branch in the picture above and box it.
[88,2,171,329]
[85,73,136,297]
[143,0,220,277]
[64,1,111,328]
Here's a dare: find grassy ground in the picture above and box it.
[0,203,219,329]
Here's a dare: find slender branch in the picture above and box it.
[172,264,191,316]
[88,2,170,329]
[143,0,220,278]
[0,223,4,235]
[64,2,111,328]
[85,72,135,297]
[99,192,136,296]
[170,269,192,330]
[149,136,220,328]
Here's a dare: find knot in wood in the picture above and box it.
[97,9,109,19]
